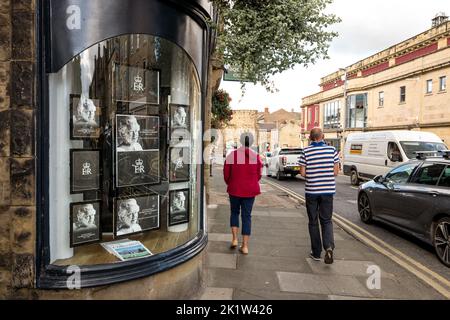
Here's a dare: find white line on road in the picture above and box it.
[263,178,450,298]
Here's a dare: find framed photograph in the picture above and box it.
[114,194,160,237]
[116,150,160,187]
[168,189,190,227]
[114,65,160,106]
[115,115,160,187]
[170,104,190,143]
[169,147,190,183]
[70,149,101,194]
[116,115,159,152]
[70,94,101,140]
[70,201,102,247]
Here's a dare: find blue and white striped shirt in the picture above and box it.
[298,141,340,195]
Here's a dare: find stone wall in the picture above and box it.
[0,0,37,299]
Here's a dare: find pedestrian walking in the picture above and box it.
[223,132,263,255]
[299,128,340,264]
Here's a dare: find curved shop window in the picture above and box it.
[47,35,202,266]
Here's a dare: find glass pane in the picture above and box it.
[411,163,445,186]
[386,163,418,184]
[438,166,450,187]
[48,35,202,266]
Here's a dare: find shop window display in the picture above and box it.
[48,35,202,265]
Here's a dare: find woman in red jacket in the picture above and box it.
[223,133,262,255]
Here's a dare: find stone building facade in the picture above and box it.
[0,0,37,299]
[301,17,450,151]
[220,108,302,156]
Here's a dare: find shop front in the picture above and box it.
[0,0,215,298]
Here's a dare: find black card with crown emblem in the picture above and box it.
[70,149,102,194]
[116,150,160,187]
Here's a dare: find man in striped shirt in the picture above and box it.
[299,128,340,264]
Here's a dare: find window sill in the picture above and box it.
[398,102,406,105]
[425,93,433,96]
[437,90,447,94]
[37,231,207,289]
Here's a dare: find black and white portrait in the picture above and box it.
[170,105,190,144]
[115,65,160,105]
[70,149,101,194]
[70,95,101,139]
[116,115,159,152]
[169,190,190,226]
[115,195,160,237]
[169,147,190,182]
[70,201,101,247]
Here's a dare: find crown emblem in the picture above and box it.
[135,159,144,166]
[134,75,143,83]
[83,162,90,170]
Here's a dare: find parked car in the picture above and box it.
[267,148,303,180]
[358,151,450,267]
[344,130,447,186]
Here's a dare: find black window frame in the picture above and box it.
[378,91,384,107]
[400,86,406,103]
[36,0,214,289]
[426,79,433,94]
[439,76,447,92]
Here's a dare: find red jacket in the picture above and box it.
[223,147,263,198]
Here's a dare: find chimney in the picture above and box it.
[432,12,448,27]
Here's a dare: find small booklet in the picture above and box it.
[101,239,153,261]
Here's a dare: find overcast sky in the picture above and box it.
[220,0,450,113]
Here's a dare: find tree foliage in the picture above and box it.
[211,89,233,129]
[213,0,341,91]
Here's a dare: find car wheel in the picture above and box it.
[433,217,450,267]
[276,170,283,181]
[358,193,373,224]
[350,170,360,186]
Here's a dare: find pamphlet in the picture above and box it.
[101,239,153,261]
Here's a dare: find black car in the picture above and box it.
[358,151,450,267]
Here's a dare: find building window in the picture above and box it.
[323,101,341,129]
[440,76,447,91]
[426,80,433,94]
[47,34,202,267]
[346,93,367,128]
[400,86,406,103]
[378,91,384,107]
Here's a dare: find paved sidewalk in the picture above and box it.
[199,166,444,300]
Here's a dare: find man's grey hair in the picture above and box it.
[310,128,323,142]
[240,132,254,148]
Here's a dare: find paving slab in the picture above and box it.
[200,287,234,300]
[207,253,237,270]
[208,233,232,242]
[276,272,330,295]
[207,269,280,291]
[306,258,396,280]
[237,255,311,273]
[233,289,326,300]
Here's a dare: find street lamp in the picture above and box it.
[339,67,348,129]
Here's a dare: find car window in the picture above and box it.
[385,163,418,184]
[438,166,450,188]
[411,163,445,186]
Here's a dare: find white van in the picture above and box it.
[343,131,447,185]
